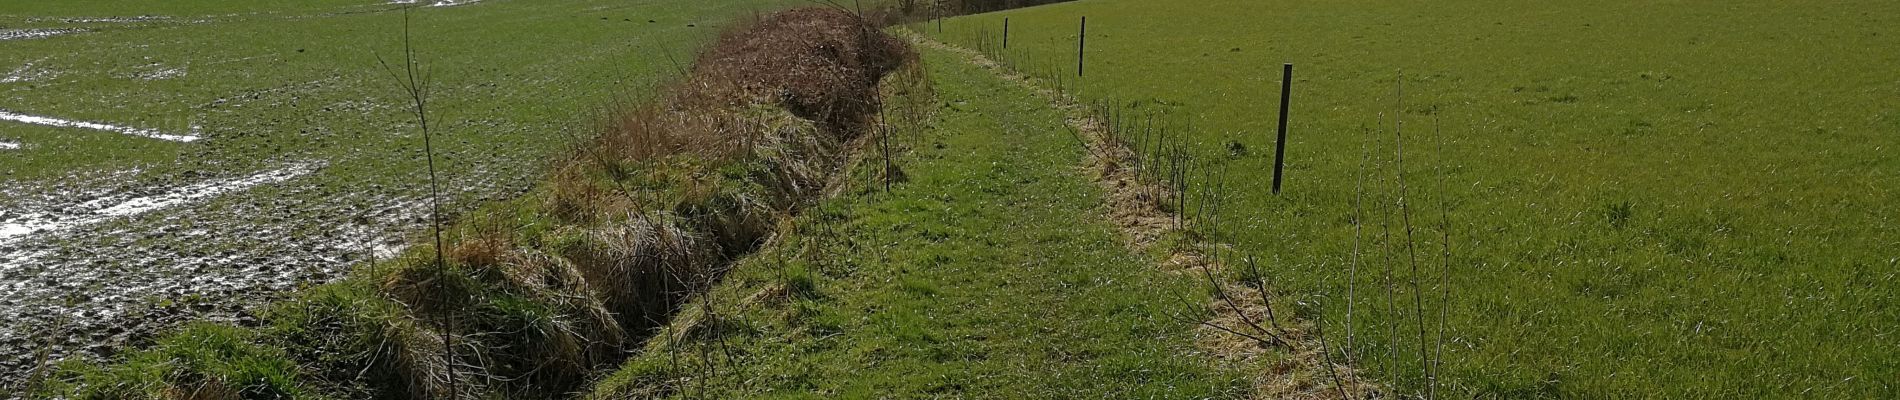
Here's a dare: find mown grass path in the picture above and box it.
[590,44,1245,398]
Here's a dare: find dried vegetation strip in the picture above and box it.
[31,8,918,400]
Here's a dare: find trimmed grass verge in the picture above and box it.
[585,41,1245,398]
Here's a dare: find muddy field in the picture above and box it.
[0,0,806,390]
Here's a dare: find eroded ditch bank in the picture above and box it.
[29,8,919,399]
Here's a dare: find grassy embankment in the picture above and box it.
[585,37,1247,399]
[32,8,917,399]
[928,0,1899,397]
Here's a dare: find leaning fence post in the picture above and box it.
[1272,63,1293,194]
[1077,16,1087,76]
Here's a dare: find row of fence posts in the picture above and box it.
[979,15,1294,194]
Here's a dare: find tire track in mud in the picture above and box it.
[904,32,1379,399]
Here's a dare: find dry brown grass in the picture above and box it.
[374,317,488,400]
[600,7,916,162]
[159,376,238,400]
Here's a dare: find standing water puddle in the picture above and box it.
[0,163,318,251]
[389,0,486,7]
[0,109,202,142]
[0,29,86,41]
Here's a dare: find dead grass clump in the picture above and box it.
[160,376,240,400]
[494,250,629,359]
[547,164,616,225]
[598,105,735,164]
[618,7,916,151]
[738,105,839,203]
[556,212,718,335]
[448,235,510,269]
[379,257,479,317]
[373,317,489,400]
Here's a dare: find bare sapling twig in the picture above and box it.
[1392,76,1433,391]
[876,98,894,193]
[1167,288,1283,348]
[1308,300,1354,400]
[1428,109,1454,400]
[1198,254,1286,347]
[1244,256,1288,336]
[1376,109,1400,388]
[375,5,458,397]
[1346,125,1371,359]
[1063,125,1106,160]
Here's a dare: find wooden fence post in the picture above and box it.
[1272,63,1293,194]
[1077,16,1087,76]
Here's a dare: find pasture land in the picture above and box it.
[931,0,1899,397]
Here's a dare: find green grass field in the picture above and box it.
[1,0,793,184]
[929,0,1899,397]
[588,44,1245,398]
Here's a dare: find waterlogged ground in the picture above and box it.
[0,0,806,389]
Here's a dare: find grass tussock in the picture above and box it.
[39,7,920,400]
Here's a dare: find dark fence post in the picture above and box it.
[1077,16,1087,76]
[1003,17,1009,49]
[1272,63,1293,194]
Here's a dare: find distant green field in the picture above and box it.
[934,0,1898,397]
